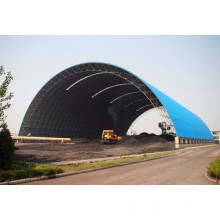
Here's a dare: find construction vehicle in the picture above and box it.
[101,130,122,144]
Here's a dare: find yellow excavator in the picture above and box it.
[101,130,122,144]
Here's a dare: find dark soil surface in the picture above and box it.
[14,133,175,163]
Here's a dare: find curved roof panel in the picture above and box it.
[144,82,214,140]
[19,62,213,140]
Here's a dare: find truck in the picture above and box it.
[101,130,122,144]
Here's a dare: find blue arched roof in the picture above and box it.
[144,82,214,140]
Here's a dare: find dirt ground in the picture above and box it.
[14,133,175,163]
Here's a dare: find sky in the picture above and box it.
[0,35,220,135]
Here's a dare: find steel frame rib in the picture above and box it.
[124,98,146,108]
[110,91,141,104]
[136,103,153,112]
[91,83,131,99]
[66,71,113,90]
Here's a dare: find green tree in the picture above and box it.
[0,124,14,169]
[0,66,13,127]
[0,66,14,169]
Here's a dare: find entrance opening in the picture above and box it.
[127,108,162,135]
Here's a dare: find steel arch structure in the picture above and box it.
[19,62,214,140]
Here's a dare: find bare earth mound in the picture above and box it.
[14,133,175,163]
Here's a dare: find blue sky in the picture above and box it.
[0,35,219,135]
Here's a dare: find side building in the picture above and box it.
[212,131,220,143]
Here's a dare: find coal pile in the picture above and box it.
[118,132,174,146]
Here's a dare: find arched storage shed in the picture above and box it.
[19,63,214,140]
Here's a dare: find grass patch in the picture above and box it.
[0,152,173,182]
[61,151,173,173]
[0,161,64,182]
[208,156,220,180]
